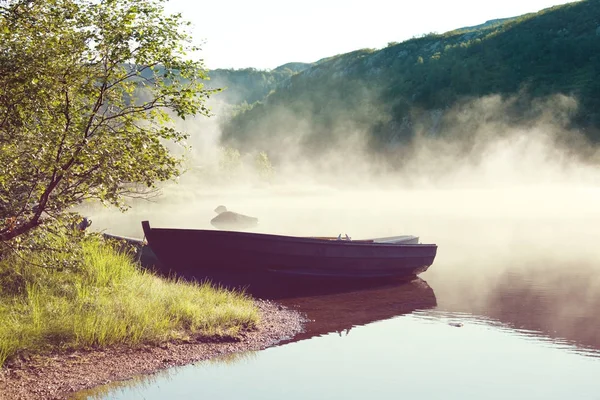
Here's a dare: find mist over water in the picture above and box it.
[82,93,600,352]
[88,93,600,240]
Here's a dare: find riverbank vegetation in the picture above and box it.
[0,234,259,368]
[0,0,262,370]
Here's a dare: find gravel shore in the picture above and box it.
[0,300,305,400]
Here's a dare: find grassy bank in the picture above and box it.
[0,238,259,368]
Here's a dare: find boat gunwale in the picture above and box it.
[145,225,437,249]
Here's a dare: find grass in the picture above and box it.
[0,238,259,368]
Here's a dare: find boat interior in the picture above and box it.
[308,235,420,244]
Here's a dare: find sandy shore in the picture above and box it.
[0,300,305,400]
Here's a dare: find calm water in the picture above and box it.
[80,187,600,399]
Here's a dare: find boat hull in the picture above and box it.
[141,221,437,288]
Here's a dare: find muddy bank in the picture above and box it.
[0,300,304,400]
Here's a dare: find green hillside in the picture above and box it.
[221,0,600,156]
[207,63,312,105]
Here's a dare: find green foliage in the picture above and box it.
[217,147,242,179]
[0,213,91,273]
[222,0,600,153]
[0,238,259,368]
[254,151,274,182]
[207,66,310,105]
[182,146,277,186]
[0,0,216,243]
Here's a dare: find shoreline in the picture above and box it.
[0,299,305,400]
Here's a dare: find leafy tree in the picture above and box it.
[0,0,215,244]
[254,151,274,181]
[217,147,242,179]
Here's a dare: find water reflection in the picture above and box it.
[485,266,600,355]
[80,268,600,399]
[427,262,600,357]
[275,278,436,343]
[414,310,600,359]
[78,279,438,399]
[74,352,260,400]
[73,369,177,400]
[83,296,600,400]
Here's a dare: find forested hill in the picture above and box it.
[206,62,312,105]
[221,0,600,154]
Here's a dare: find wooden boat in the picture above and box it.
[141,221,437,285]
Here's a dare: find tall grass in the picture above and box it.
[0,238,259,368]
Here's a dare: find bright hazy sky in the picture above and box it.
[165,0,577,70]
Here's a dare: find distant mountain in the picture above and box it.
[220,0,600,158]
[206,63,313,105]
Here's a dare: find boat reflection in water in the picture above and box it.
[275,278,437,343]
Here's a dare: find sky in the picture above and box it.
[165,0,578,70]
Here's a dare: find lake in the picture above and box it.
[80,185,600,399]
